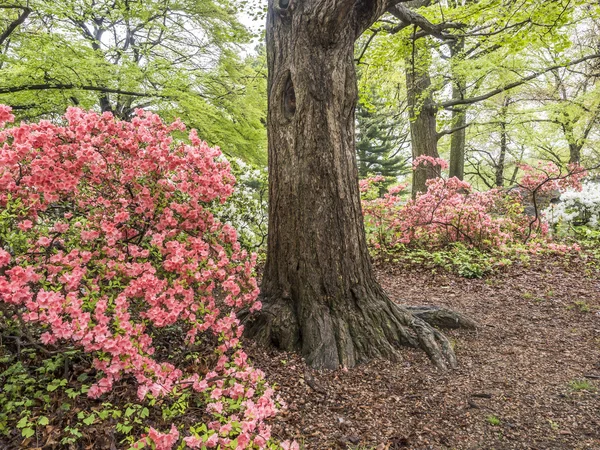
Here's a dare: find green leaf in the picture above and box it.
[21,427,35,438]
[16,417,28,428]
[38,416,49,426]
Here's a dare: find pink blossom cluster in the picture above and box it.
[0,106,277,448]
[362,176,520,249]
[518,161,587,194]
[412,155,449,170]
[360,159,584,253]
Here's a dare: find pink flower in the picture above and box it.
[0,105,14,128]
[205,433,219,448]
[148,425,179,450]
[183,436,203,448]
[0,249,10,267]
[281,440,300,450]
[37,236,51,246]
[18,220,33,231]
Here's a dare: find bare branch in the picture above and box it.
[441,53,600,109]
[0,83,168,98]
[436,121,471,140]
[0,6,31,47]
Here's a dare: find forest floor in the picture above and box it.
[249,255,600,450]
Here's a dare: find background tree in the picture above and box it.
[356,93,410,184]
[0,0,268,164]
[357,0,600,190]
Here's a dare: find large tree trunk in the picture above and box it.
[241,0,471,371]
[406,42,439,196]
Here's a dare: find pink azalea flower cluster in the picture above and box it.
[0,106,278,449]
[412,155,450,171]
[518,161,587,194]
[360,158,585,253]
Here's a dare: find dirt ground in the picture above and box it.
[249,256,600,449]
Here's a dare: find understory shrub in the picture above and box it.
[544,180,600,231]
[0,105,280,449]
[213,159,268,253]
[361,157,585,276]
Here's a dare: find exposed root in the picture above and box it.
[405,305,478,330]
[240,294,474,371]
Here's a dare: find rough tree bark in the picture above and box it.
[448,38,466,180]
[241,0,474,371]
[496,120,507,187]
[406,39,440,196]
[495,97,510,187]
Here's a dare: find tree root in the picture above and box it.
[404,305,478,330]
[240,294,476,371]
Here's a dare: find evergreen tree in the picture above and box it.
[356,99,410,184]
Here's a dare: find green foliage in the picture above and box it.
[568,379,596,392]
[486,415,502,426]
[212,158,268,252]
[0,0,267,165]
[380,243,514,278]
[0,332,193,446]
[0,327,95,441]
[356,91,411,184]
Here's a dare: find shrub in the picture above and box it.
[213,159,268,252]
[544,180,600,230]
[0,106,277,448]
[360,158,583,272]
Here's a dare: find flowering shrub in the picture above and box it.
[213,159,268,252]
[518,161,586,195]
[360,158,583,263]
[0,106,278,448]
[361,174,531,252]
[544,180,600,230]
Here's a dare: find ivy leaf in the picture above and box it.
[38,416,49,426]
[21,427,35,438]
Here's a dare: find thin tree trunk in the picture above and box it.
[569,143,582,164]
[449,38,466,180]
[494,97,511,187]
[241,0,471,371]
[406,40,439,197]
[496,121,507,187]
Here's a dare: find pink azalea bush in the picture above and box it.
[0,106,278,448]
[361,157,584,254]
[518,161,586,195]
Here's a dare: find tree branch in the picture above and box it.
[355,0,414,37]
[0,83,167,98]
[436,121,471,140]
[387,3,462,41]
[441,53,600,109]
[0,6,31,47]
